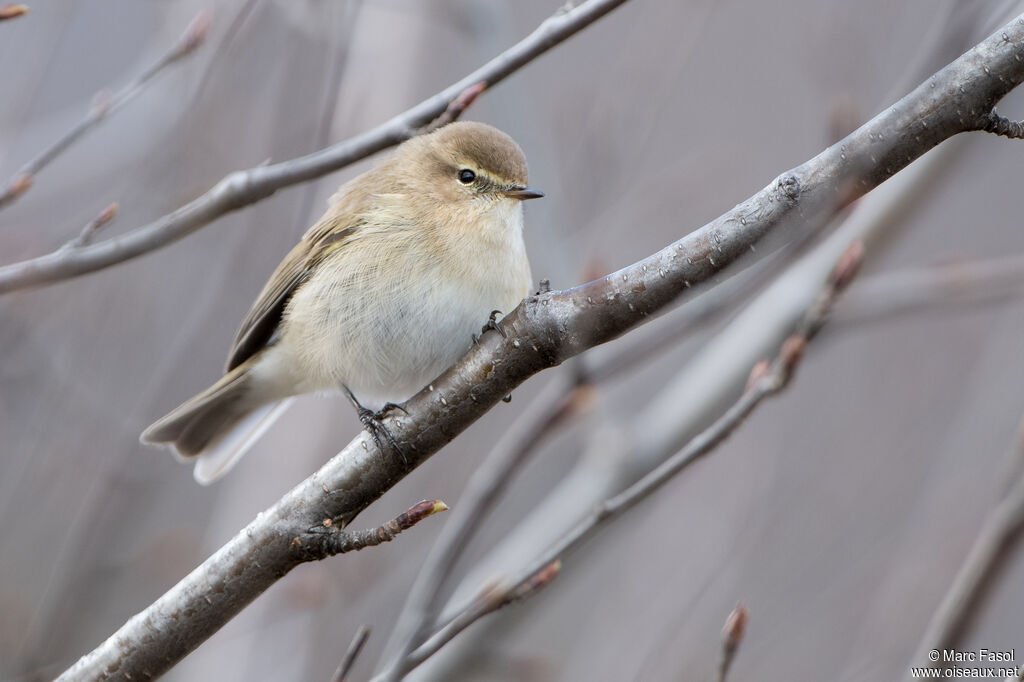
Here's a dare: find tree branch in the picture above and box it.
[331,625,370,682]
[397,560,561,677]
[291,499,448,561]
[906,416,1024,678]
[0,10,210,209]
[381,242,864,680]
[376,379,592,677]
[56,14,1024,681]
[0,0,631,294]
[832,252,1024,329]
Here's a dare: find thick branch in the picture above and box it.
[57,14,1024,682]
[384,243,864,680]
[0,0,630,294]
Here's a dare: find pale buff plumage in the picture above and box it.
[141,122,539,483]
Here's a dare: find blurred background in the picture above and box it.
[2,1,1024,680]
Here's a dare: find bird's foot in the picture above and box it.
[377,401,409,417]
[343,387,407,465]
[472,309,507,346]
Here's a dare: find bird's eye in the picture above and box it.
[458,169,476,184]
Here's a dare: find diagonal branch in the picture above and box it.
[0,0,631,294]
[375,378,592,675]
[381,242,864,680]
[56,14,1024,682]
[906,416,1024,678]
[0,10,211,209]
[331,625,371,682]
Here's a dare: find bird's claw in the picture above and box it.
[343,386,407,465]
[378,401,409,417]
[481,309,507,339]
[356,405,406,465]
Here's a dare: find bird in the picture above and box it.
[141,121,542,484]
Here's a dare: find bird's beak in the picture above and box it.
[503,185,545,200]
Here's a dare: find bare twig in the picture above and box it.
[291,499,448,561]
[56,18,1024,680]
[0,10,210,209]
[0,3,27,21]
[331,625,370,682]
[907,416,1024,677]
[63,202,118,250]
[719,604,748,682]
[417,82,487,135]
[0,0,631,294]
[983,108,1024,139]
[389,244,863,679]
[397,561,562,676]
[376,380,592,677]
[833,252,1024,329]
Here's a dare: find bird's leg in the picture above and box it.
[484,309,507,338]
[343,386,406,465]
[471,309,507,345]
[475,310,513,401]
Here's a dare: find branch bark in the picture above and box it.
[0,0,630,294]
[57,13,1024,682]
[379,241,863,681]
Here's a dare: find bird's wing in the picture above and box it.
[224,212,364,371]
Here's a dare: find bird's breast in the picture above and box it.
[277,204,531,407]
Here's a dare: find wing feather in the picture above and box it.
[224,212,364,371]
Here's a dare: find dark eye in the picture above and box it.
[458,168,476,184]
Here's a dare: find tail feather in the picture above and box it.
[191,398,293,484]
[141,361,253,451]
[141,357,289,483]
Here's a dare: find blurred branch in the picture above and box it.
[332,626,370,682]
[406,119,970,682]
[906,416,1024,678]
[62,202,118,250]
[833,252,1024,329]
[393,560,561,679]
[0,10,210,209]
[57,16,1024,681]
[0,4,27,21]
[417,82,487,135]
[376,379,592,678]
[719,604,748,682]
[0,0,632,294]
[386,243,863,680]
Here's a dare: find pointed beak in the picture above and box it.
[503,185,545,201]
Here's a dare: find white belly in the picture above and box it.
[267,204,532,409]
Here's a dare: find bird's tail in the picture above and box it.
[140,358,292,484]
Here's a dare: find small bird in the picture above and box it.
[142,121,542,483]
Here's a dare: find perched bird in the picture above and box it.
[142,121,542,483]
